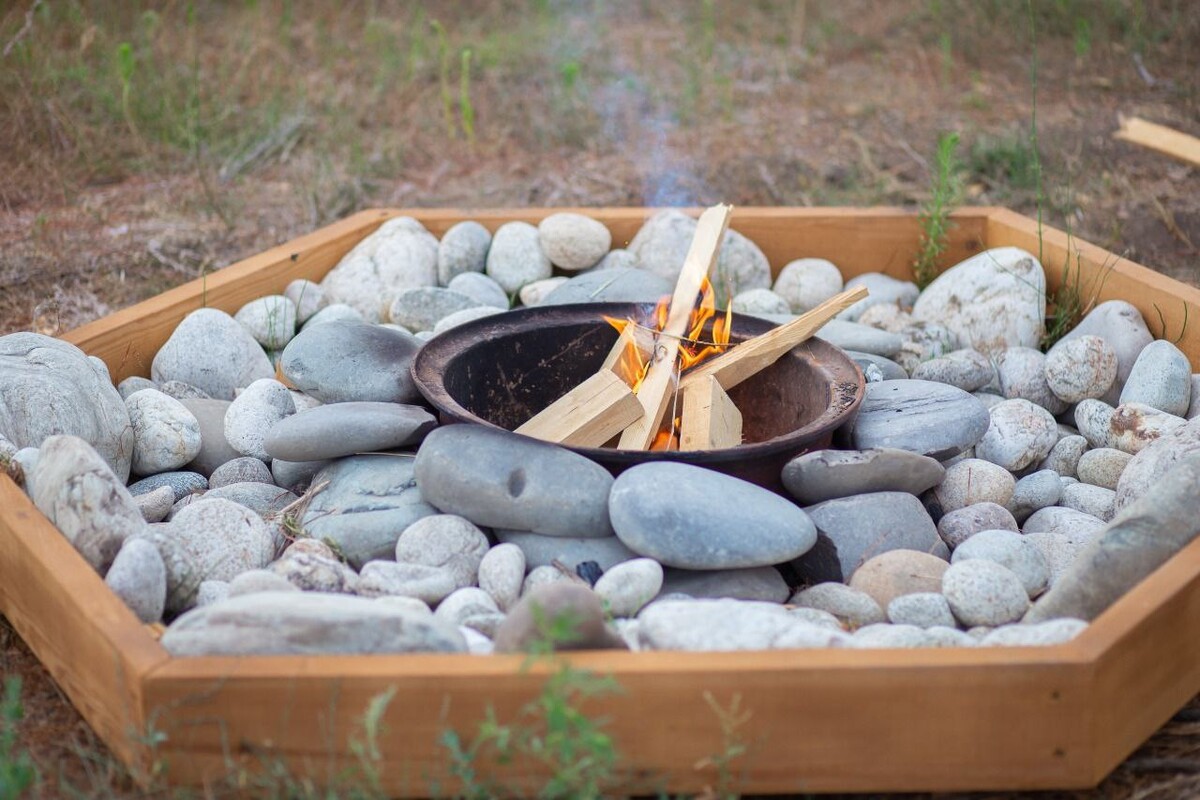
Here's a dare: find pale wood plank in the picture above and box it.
[514,371,643,447]
[679,375,743,450]
[1115,115,1200,167]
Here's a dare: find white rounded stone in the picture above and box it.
[125,389,203,477]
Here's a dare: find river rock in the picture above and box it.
[848,550,950,609]
[518,276,569,306]
[151,309,274,401]
[847,352,908,381]
[789,582,884,628]
[209,457,273,489]
[848,623,938,648]
[301,454,437,567]
[781,447,944,505]
[994,347,1067,414]
[1119,339,1192,416]
[886,593,957,629]
[1023,506,1106,538]
[892,322,960,374]
[485,221,552,293]
[388,287,480,333]
[847,380,990,460]
[322,216,439,321]
[712,227,771,306]
[177,399,237,477]
[134,485,176,523]
[839,273,920,321]
[942,559,1029,626]
[227,569,299,597]
[857,303,914,332]
[437,220,491,285]
[495,583,625,653]
[162,591,466,656]
[355,561,455,604]
[446,272,509,309]
[521,565,573,597]
[793,492,941,583]
[117,376,157,399]
[415,424,613,539]
[223,379,295,461]
[283,279,327,325]
[478,543,525,611]
[1189,376,1200,419]
[171,498,275,586]
[1023,530,1096,585]
[1060,482,1116,521]
[541,267,673,306]
[270,458,329,493]
[537,212,611,271]
[772,258,844,313]
[637,599,847,652]
[910,349,995,392]
[432,306,505,334]
[817,320,904,357]
[1115,418,1200,510]
[1007,469,1063,523]
[495,531,638,572]
[128,471,207,502]
[234,295,297,350]
[1026,454,1200,623]
[104,538,167,622]
[628,210,695,283]
[394,514,489,590]
[911,247,1045,353]
[264,402,435,462]
[302,303,364,329]
[593,248,638,272]
[1074,399,1115,449]
[731,288,790,316]
[594,558,663,618]
[937,502,1019,549]
[610,462,816,570]
[33,435,146,572]
[280,320,422,405]
[932,458,1016,514]
[0,334,135,482]
[203,482,296,519]
[981,618,1088,647]
[1038,434,1088,478]
[976,399,1058,472]
[1107,403,1187,455]
[124,389,202,477]
[951,529,1049,598]
[1061,300,1154,401]
[1044,335,1117,403]
[658,566,790,603]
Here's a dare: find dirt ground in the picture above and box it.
[2,1,1199,797]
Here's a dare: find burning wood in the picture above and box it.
[515,204,869,452]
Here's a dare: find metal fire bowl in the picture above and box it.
[411,302,865,491]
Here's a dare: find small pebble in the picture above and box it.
[789,582,885,628]
[394,514,490,591]
[1060,482,1116,522]
[951,529,1050,598]
[537,212,612,272]
[1120,340,1192,416]
[1044,335,1117,403]
[283,279,328,325]
[933,459,1016,514]
[478,543,525,612]
[209,457,274,489]
[235,295,297,350]
[224,379,296,461]
[1076,447,1131,492]
[886,592,957,629]
[1007,469,1062,523]
[772,258,844,313]
[980,618,1088,647]
[594,558,664,618]
[936,502,1018,549]
[942,559,1030,627]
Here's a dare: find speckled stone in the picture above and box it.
[437,220,491,285]
[886,592,957,628]
[731,288,790,316]
[223,379,296,461]
[1044,335,1117,403]
[1023,531,1097,585]
[537,212,612,272]
[1107,403,1187,455]
[848,623,935,649]
[128,471,207,502]
[394,514,490,590]
[477,543,525,612]
[1007,469,1063,523]
[911,349,995,392]
[1037,435,1088,478]
[486,221,553,293]
[839,273,920,321]
[1060,300,1153,402]
[932,459,1016,514]
[321,216,438,321]
[951,529,1050,598]
[848,550,950,609]
[942,559,1030,627]
[151,308,274,401]
[1078,447,1131,489]
[355,561,456,605]
[1115,417,1200,510]
[124,389,203,477]
[772,258,844,313]
[994,347,1067,414]
[637,599,847,652]
[847,380,990,460]
[594,558,664,618]
[976,399,1059,472]
[789,582,884,628]
[134,485,175,523]
[209,457,274,489]
[981,618,1088,647]
[1060,482,1116,521]
[104,538,167,622]
[937,502,1019,549]
[1120,339,1192,416]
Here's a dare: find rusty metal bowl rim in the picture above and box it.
[410,302,866,468]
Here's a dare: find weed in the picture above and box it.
[0,678,38,800]
[114,41,140,144]
[968,133,1040,193]
[431,20,456,140]
[694,692,753,800]
[459,49,475,145]
[913,131,963,289]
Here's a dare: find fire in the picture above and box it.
[604,276,733,450]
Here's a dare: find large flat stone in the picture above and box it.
[265,402,436,461]
[846,379,990,459]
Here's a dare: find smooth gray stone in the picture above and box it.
[388,287,481,332]
[209,457,274,489]
[1120,339,1192,416]
[178,399,240,478]
[320,217,438,321]
[158,380,211,401]
[911,349,995,392]
[486,221,552,294]
[151,308,274,400]
[541,267,673,306]
[994,347,1067,415]
[134,485,176,523]
[161,592,467,656]
[301,454,437,568]
[781,447,944,505]
[284,279,327,326]
[0,333,135,482]
[33,435,147,572]
[937,502,1019,549]
[538,213,611,271]
[981,618,1088,646]
[838,273,920,321]
[1061,300,1154,398]
[790,582,884,627]
[446,271,509,309]
[815,319,903,357]
[1026,454,1200,623]
[104,537,167,623]
[1022,506,1106,538]
[279,320,422,404]
[942,559,1030,627]
[495,583,626,653]
[355,561,457,605]
[1115,417,1200,510]
[271,457,331,493]
[610,462,816,570]
[793,492,943,584]
[265,402,436,462]
[636,599,848,652]
[658,566,790,603]
[301,303,364,329]
[204,481,298,518]
[1007,469,1063,523]
[128,471,208,502]
[951,529,1050,598]
[415,424,614,539]
[395,514,490,590]
[495,530,638,572]
[117,376,157,399]
[846,380,990,460]
[437,220,492,285]
[845,351,908,381]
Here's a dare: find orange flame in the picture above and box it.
[604,276,734,449]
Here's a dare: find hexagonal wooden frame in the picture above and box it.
[2,207,1200,795]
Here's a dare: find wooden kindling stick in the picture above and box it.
[617,203,732,449]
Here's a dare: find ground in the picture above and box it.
[1,1,1199,797]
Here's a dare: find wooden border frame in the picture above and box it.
[1,207,1198,794]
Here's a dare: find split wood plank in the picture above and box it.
[679,374,742,450]
[617,203,732,449]
[514,370,643,447]
[678,285,867,394]
[1115,115,1200,168]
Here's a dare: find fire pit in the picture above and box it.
[411,301,864,490]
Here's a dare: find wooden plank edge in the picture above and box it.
[0,477,169,774]
[1115,115,1200,168]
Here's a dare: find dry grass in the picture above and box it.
[2,1,1200,797]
